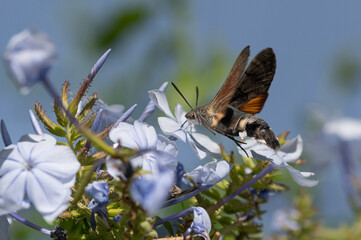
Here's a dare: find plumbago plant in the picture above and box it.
[0,29,318,240]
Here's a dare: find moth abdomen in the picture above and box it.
[243,118,280,150]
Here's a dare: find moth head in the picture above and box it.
[185,110,199,124]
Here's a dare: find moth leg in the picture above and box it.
[226,135,249,158]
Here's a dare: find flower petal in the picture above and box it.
[26,168,69,221]
[157,135,178,157]
[191,207,211,233]
[149,90,175,119]
[18,133,57,145]
[133,121,158,150]
[158,117,187,142]
[278,135,303,162]
[250,148,284,165]
[190,133,221,157]
[187,135,207,160]
[0,169,26,215]
[238,138,266,158]
[132,150,177,174]
[186,160,231,186]
[106,157,126,181]
[85,181,109,204]
[215,160,232,180]
[30,143,79,188]
[283,164,319,187]
[109,122,139,149]
[131,170,175,215]
[174,104,187,125]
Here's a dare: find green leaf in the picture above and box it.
[77,93,98,122]
[201,188,222,200]
[223,199,248,214]
[33,103,66,137]
[95,6,150,48]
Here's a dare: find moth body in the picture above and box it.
[186,105,280,150]
[178,46,281,153]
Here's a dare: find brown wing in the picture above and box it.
[207,46,250,126]
[230,48,276,114]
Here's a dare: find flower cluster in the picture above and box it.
[0,29,318,240]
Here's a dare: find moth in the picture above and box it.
[172,46,280,154]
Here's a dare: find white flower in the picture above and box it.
[273,209,300,232]
[186,160,231,186]
[109,121,178,174]
[239,136,318,187]
[149,90,221,159]
[323,117,361,141]
[130,167,175,215]
[184,207,212,238]
[0,134,80,221]
[3,29,56,94]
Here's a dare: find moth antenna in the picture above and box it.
[195,86,199,107]
[171,82,193,110]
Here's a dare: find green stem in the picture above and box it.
[72,164,98,206]
[41,77,119,158]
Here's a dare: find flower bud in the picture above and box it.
[3,29,56,94]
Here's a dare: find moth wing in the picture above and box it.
[240,93,268,114]
[230,48,276,114]
[207,46,250,126]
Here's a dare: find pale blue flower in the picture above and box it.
[131,167,175,215]
[149,90,221,159]
[184,207,211,239]
[323,117,361,141]
[96,100,125,123]
[3,29,56,94]
[162,160,231,208]
[109,120,177,174]
[322,117,361,210]
[186,159,231,187]
[0,134,80,221]
[85,181,109,204]
[239,136,318,187]
[138,82,168,122]
[105,156,127,181]
[272,209,300,232]
[94,99,128,129]
[85,181,110,230]
[110,120,158,150]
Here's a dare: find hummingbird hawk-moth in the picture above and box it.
[172,46,280,154]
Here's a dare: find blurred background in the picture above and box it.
[1,0,361,239]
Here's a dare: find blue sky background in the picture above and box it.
[1,0,361,238]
